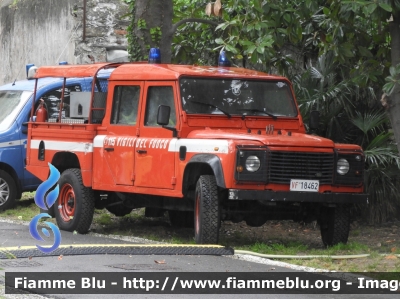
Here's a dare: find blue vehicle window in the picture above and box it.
[0,90,32,132]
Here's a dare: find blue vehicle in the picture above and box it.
[0,65,111,210]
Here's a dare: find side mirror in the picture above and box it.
[22,120,29,134]
[309,110,320,133]
[157,105,170,126]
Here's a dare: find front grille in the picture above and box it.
[268,151,334,184]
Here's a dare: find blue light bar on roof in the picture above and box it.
[26,64,35,78]
[148,48,161,64]
[59,61,68,65]
[218,50,231,67]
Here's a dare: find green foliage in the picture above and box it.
[137,19,147,30]
[172,0,220,64]
[383,64,400,95]
[150,27,162,43]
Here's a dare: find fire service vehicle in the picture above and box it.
[26,50,368,245]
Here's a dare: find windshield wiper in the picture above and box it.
[190,100,231,118]
[238,108,277,120]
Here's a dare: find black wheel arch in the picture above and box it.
[0,162,22,199]
[52,152,81,174]
[182,154,226,196]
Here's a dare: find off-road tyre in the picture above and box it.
[55,168,95,233]
[319,205,350,247]
[168,210,194,228]
[194,175,220,244]
[0,170,17,211]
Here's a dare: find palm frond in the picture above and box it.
[351,110,388,135]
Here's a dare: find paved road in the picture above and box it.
[0,220,397,299]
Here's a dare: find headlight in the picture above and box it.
[245,155,261,172]
[337,158,349,175]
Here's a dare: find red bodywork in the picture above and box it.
[26,63,365,200]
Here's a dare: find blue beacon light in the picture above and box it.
[148,48,161,64]
[26,64,35,78]
[218,50,231,67]
[59,61,68,65]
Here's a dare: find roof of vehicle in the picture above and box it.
[0,67,113,91]
[0,77,63,91]
[109,64,288,81]
[34,63,111,78]
[25,62,287,82]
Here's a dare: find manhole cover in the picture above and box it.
[0,260,42,268]
[107,264,178,271]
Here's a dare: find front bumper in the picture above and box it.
[228,189,368,204]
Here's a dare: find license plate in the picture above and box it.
[290,179,319,192]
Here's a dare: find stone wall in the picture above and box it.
[0,0,130,85]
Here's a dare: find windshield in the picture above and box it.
[0,91,32,132]
[180,77,298,117]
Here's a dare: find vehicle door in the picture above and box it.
[134,82,177,189]
[103,83,142,185]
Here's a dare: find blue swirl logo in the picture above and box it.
[29,163,62,253]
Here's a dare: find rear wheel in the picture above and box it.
[168,210,194,228]
[319,205,350,247]
[194,175,220,244]
[0,170,17,211]
[55,169,95,233]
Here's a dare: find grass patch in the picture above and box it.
[97,214,112,225]
[0,192,38,221]
[239,241,308,255]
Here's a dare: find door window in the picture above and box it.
[111,86,140,125]
[144,86,176,126]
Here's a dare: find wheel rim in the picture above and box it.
[0,178,10,206]
[58,183,76,222]
[195,191,200,237]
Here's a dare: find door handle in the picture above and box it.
[136,149,147,154]
[104,147,114,152]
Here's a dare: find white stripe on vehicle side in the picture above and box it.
[0,139,26,148]
[30,140,93,153]
[93,135,106,147]
[168,139,229,154]
[30,137,229,154]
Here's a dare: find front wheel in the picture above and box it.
[0,170,17,211]
[319,205,350,247]
[55,169,95,233]
[194,175,220,244]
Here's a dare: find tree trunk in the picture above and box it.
[388,12,400,154]
[134,0,173,63]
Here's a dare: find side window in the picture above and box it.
[111,86,140,125]
[144,86,176,126]
[41,85,82,120]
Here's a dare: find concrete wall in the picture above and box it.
[0,0,130,85]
